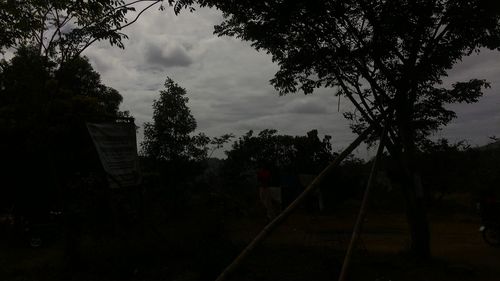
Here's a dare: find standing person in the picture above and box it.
[257,165,276,221]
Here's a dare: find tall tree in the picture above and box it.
[0,47,126,216]
[0,47,123,122]
[141,77,208,162]
[172,0,500,259]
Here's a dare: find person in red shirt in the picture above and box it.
[257,166,276,221]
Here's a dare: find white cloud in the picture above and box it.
[145,43,193,68]
[81,6,500,158]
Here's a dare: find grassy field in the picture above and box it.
[223,210,500,281]
[1,194,499,281]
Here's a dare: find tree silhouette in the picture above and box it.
[0,47,123,122]
[0,47,126,217]
[171,0,500,259]
[224,129,336,176]
[141,77,208,162]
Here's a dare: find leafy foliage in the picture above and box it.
[0,0,176,64]
[0,46,126,215]
[224,129,336,174]
[417,139,472,200]
[417,138,500,200]
[141,77,208,162]
[0,47,123,122]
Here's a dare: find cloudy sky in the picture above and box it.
[84,5,500,158]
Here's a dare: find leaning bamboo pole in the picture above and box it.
[214,123,377,281]
[338,126,387,281]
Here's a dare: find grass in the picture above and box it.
[1,193,499,281]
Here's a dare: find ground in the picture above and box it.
[223,210,500,281]
[1,196,499,281]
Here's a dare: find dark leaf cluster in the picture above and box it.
[141,77,210,163]
[0,0,171,64]
[224,128,337,175]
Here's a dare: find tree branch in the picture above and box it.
[74,0,162,59]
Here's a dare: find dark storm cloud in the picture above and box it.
[145,44,193,68]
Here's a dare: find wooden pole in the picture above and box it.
[214,124,376,281]
[337,126,387,281]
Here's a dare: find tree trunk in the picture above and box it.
[392,90,431,260]
[402,168,430,260]
[387,144,431,260]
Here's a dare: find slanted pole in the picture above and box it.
[214,124,376,281]
[338,126,388,281]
